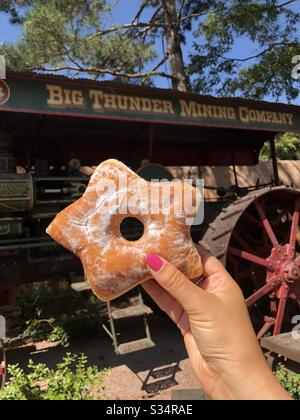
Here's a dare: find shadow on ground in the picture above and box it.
[6,313,198,399]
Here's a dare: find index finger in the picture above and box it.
[142,280,191,335]
[196,244,228,278]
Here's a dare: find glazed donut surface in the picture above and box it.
[46,159,202,301]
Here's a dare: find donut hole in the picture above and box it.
[120,217,144,241]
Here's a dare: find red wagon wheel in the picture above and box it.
[201,187,300,338]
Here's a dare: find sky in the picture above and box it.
[0,0,299,103]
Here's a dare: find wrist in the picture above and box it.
[211,359,292,400]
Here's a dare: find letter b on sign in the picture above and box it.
[0,316,5,339]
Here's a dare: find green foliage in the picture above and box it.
[1,0,299,98]
[260,133,300,160]
[18,284,72,346]
[23,318,70,347]
[17,281,97,319]
[275,364,300,399]
[48,325,70,347]
[1,0,155,81]
[189,0,300,100]
[0,353,108,400]
[16,281,103,345]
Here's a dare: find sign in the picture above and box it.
[1,74,300,133]
[0,80,10,106]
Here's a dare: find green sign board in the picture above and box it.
[1,74,300,133]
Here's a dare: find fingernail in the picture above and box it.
[147,253,163,272]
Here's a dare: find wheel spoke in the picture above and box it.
[246,280,281,307]
[288,197,300,259]
[273,287,288,336]
[228,246,274,271]
[254,200,279,248]
[257,318,275,340]
[231,231,253,253]
[244,211,261,228]
[270,299,277,318]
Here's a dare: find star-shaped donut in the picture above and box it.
[46,159,202,301]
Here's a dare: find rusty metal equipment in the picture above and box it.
[0,125,88,304]
[0,72,299,339]
[261,332,300,365]
[201,187,300,338]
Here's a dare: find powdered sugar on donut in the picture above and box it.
[46,159,202,301]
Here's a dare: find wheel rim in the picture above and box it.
[228,192,300,337]
[201,187,300,338]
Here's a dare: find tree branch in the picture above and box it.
[150,56,168,73]
[132,0,148,23]
[140,57,168,84]
[179,0,298,24]
[31,65,175,80]
[276,0,298,9]
[130,6,164,42]
[149,5,164,26]
[179,5,228,24]
[178,0,186,20]
[89,21,165,40]
[220,42,299,62]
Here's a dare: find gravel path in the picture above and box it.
[6,313,201,400]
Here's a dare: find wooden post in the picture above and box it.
[270,138,280,186]
[148,124,155,162]
[230,149,239,189]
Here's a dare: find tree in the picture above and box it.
[0,1,160,85]
[260,133,300,160]
[187,0,300,100]
[0,0,299,98]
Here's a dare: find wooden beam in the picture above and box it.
[261,332,300,363]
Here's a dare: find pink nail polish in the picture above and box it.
[147,253,163,272]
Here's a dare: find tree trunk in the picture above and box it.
[162,0,189,92]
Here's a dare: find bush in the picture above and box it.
[275,365,300,399]
[0,353,108,400]
[260,133,300,161]
[16,281,104,346]
[24,318,70,347]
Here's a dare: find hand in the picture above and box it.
[143,248,291,400]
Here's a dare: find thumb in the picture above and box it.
[146,253,211,314]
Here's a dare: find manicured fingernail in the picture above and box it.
[147,253,163,272]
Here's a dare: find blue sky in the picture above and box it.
[0,0,299,103]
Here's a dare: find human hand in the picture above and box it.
[143,248,291,400]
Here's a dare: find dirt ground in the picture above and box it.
[5,313,202,400]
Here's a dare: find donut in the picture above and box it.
[46,159,203,301]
